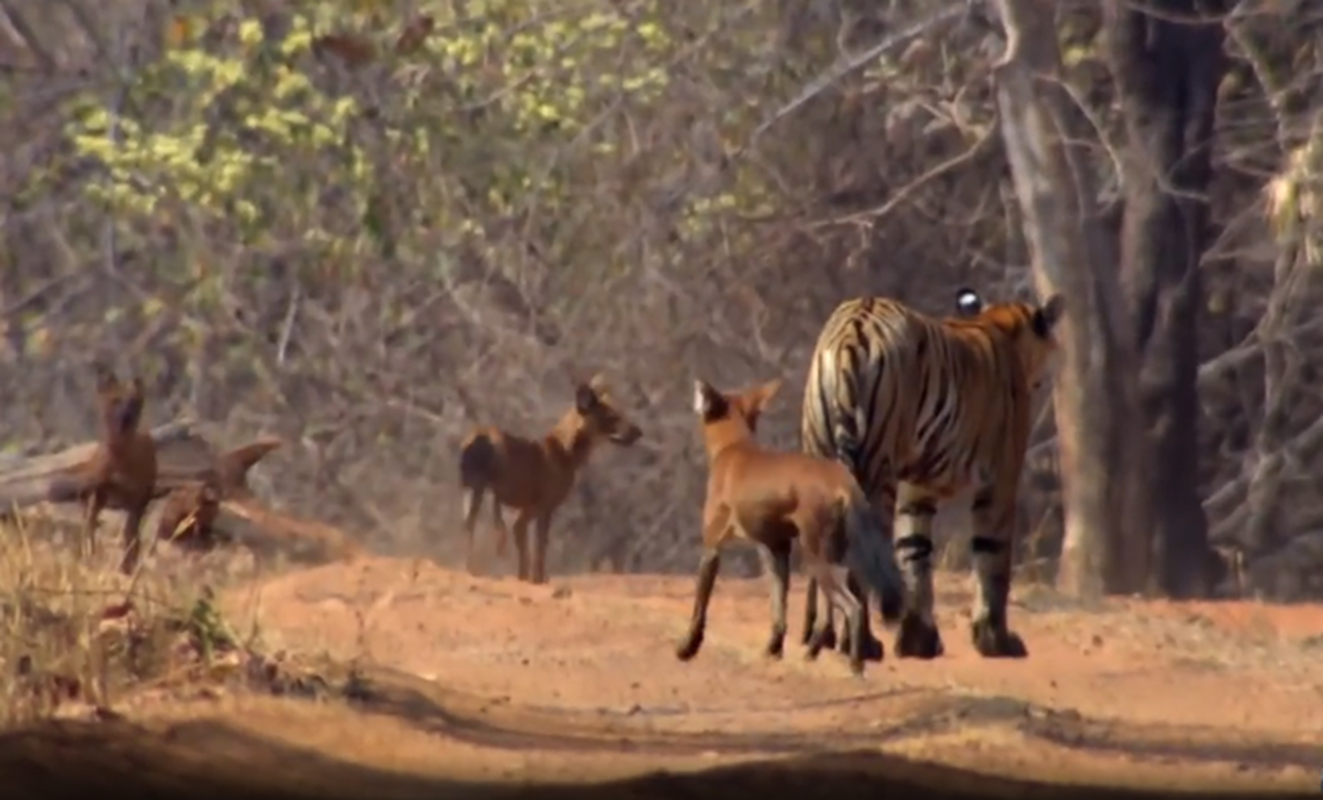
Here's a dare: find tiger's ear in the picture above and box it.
[1032,294,1066,338]
[954,287,983,317]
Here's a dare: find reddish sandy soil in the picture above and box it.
[7,555,1323,798]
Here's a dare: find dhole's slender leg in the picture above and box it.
[511,511,533,581]
[801,527,838,653]
[806,514,883,663]
[81,490,106,561]
[805,593,833,660]
[119,504,146,576]
[833,573,885,660]
[800,573,821,648]
[490,500,510,561]
[531,511,552,585]
[969,483,1027,657]
[813,560,864,676]
[758,540,792,659]
[807,578,879,663]
[892,481,944,659]
[675,548,721,661]
[461,486,486,574]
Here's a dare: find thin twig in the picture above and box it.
[745,1,976,147]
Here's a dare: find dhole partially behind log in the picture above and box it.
[458,374,642,584]
[47,365,158,575]
[675,378,905,676]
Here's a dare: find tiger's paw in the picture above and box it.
[894,613,944,660]
[971,618,1028,658]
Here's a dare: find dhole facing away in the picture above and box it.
[675,379,905,676]
[458,374,642,584]
[48,365,159,575]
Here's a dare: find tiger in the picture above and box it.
[798,286,1065,661]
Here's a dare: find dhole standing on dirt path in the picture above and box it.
[48,365,159,576]
[458,374,642,584]
[675,378,905,676]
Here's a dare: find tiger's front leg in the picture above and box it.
[968,483,1027,658]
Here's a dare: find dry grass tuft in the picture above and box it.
[0,512,260,727]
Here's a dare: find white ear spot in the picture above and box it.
[693,381,708,415]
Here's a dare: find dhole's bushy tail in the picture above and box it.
[459,433,497,490]
[837,483,905,624]
[459,432,498,523]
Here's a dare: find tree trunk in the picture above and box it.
[994,0,1152,598]
[1105,0,1227,598]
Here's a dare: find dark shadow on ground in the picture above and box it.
[0,719,1311,800]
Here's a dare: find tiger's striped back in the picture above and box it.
[801,294,1058,499]
[798,288,1064,663]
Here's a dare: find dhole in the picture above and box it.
[155,438,283,554]
[156,482,221,553]
[48,365,159,575]
[458,374,641,584]
[675,379,905,676]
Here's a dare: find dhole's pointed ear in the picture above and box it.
[747,378,782,413]
[92,361,120,395]
[575,382,601,414]
[693,380,723,418]
[1032,293,1066,338]
[119,379,146,433]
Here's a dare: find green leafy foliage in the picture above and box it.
[66,9,364,245]
[47,0,860,396]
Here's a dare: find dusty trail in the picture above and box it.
[223,558,1321,782]
[7,554,1323,797]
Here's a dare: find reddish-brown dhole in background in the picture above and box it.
[674,378,904,677]
[48,364,159,575]
[458,374,642,584]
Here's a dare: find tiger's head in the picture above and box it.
[952,287,1065,391]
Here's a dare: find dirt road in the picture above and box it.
[6,556,1323,798]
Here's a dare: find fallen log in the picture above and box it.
[0,420,281,514]
[0,417,362,568]
[0,421,361,567]
[217,497,364,565]
[16,495,362,568]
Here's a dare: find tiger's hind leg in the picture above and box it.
[892,481,944,659]
[969,483,1027,658]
